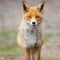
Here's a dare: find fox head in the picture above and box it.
[22,0,45,26]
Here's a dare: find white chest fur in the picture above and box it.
[20,22,42,49]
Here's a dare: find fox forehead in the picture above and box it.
[24,7,43,16]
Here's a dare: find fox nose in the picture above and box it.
[32,22,35,25]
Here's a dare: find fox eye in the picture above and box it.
[35,16,40,18]
[36,16,40,18]
[27,16,32,18]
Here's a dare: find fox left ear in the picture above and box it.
[22,1,30,13]
[37,0,45,12]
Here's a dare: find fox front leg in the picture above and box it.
[24,49,30,60]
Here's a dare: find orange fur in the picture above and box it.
[24,7,44,22]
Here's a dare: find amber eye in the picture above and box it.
[27,16,32,18]
[35,16,40,18]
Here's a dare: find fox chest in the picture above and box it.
[24,28,40,41]
[21,25,41,49]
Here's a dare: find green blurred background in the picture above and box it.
[0,0,60,60]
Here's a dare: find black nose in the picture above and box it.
[32,22,35,25]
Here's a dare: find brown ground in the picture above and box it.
[41,36,60,57]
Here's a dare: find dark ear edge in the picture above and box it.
[37,0,46,12]
[22,0,30,12]
[40,0,46,11]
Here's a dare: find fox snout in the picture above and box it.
[31,22,36,25]
[30,17,40,26]
[26,19,41,26]
[30,20,38,26]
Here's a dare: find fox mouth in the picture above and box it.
[31,24,36,26]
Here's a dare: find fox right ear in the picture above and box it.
[22,1,30,13]
[37,0,45,12]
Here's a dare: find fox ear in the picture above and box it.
[22,1,30,13]
[37,0,45,12]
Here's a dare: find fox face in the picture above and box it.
[22,1,45,26]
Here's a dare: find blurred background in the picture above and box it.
[0,0,60,60]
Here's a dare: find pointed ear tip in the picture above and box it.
[41,0,46,4]
[22,0,27,4]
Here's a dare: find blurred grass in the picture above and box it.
[44,34,53,44]
[0,46,21,55]
[0,30,17,40]
[0,30,53,55]
[0,30,21,55]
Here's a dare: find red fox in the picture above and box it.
[17,0,45,60]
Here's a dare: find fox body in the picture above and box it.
[17,1,45,60]
[17,20,42,49]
